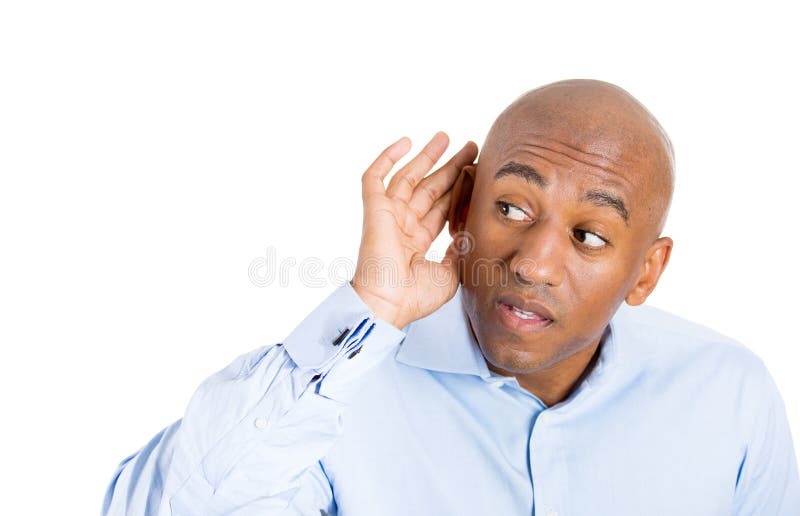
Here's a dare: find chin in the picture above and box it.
[480,338,559,374]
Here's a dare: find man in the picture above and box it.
[103,80,800,515]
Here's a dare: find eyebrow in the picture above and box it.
[494,161,629,224]
[494,161,549,188]
[582,189,629,223]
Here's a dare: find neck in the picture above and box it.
[487,335,604,407]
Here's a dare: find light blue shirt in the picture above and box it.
[103,281,800,515]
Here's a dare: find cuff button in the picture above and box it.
[332,327,350,346]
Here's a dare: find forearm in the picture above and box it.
[103,282,407,515]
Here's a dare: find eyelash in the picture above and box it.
[494,200,611,249]
[495,200,530,221]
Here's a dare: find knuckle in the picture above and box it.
[401,174,417,189]
[420,147,437,165]
[423,185,439,204]
[379,150,395,165]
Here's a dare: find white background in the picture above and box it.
[1,1,798,513]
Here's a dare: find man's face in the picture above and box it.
[459,128,659,375]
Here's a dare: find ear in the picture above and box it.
[447,164,476,237]
[625,236,673,306]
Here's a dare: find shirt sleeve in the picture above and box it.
[732,358,800,515]
[102,281,407,515]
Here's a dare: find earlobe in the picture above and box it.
[625,237,673,306]
[447,165,476,237]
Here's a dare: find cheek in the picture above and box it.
[465,212,502,245]
[459,227,509,286]
[568,259,622,291]
[573,247,642,292]
[562,258,635,337]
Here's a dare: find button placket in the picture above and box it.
[531,409,565,516]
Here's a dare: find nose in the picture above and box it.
[509,221,567,288]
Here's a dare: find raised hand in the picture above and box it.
[351,132,478,329]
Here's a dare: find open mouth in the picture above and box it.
[495,297,555,333]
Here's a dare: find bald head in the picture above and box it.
[481,79,674,236]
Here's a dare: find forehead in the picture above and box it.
[480,86,668,188]
[475,83,674,234]
[481,130,641,196]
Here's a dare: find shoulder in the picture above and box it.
[611,303,771,395]
[615,303,764,366]
[611,304,784,442]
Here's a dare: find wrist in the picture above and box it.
[349,280,405,329]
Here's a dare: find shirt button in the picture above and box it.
[545,509,558,516]
[538,413,550,424]
[490,380,504,388]
[253,417,267,429]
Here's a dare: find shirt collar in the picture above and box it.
[395,284,628,391]
[395,284,492,378]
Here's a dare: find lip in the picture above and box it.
[494,293,556,333]
[496,293,556,321]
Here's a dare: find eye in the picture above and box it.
[496,201,529,222]
[574,229,608,249]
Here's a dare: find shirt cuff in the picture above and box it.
[281,281,408,402]
[281,281,407,373]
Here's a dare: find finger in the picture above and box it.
[385,132,449,202]
[408,140,478,218]
[419,188,452,243]
[362,137,412,199]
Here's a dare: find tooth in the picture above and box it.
[512,306,536,319]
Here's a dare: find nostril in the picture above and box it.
[514,258,539,279]
[514,269,534,286]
